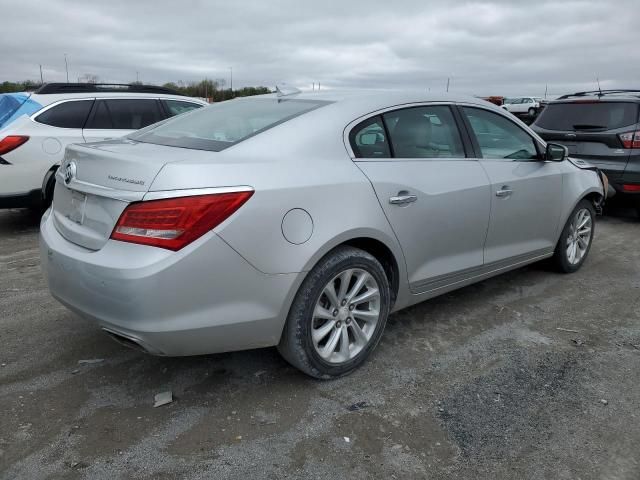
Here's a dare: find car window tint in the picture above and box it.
[86,99,163,130]
[383,106,464,159]
[35,100,93,129]
[164,100,203,117]
[535,102,639,131]
[349,116,390,158]
[463,107,538,160]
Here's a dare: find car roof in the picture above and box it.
[235,89,497,117]
[553,90,640,103]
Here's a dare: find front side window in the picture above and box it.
[86,99,164,130]
[35,100,94,129]
[132,98,331,152]
[384,106,464,159]
[349,116,390,158]
[164,100,204,117]
[463,107,539,160]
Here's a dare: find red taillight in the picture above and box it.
[110,191,253,251]
[622,184,640,192]
[619,130,640,149]
[0,135,29,155]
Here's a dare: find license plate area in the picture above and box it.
[68,190,87,225]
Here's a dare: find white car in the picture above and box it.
[502,97,542,116]
[0,83,207,210]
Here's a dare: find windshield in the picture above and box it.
[0,93,43,129]
[131,97,332,152]
[535,101,639,131]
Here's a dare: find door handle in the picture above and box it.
[495,186,513,198]
[389,193,417,205]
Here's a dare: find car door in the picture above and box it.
[83,98,165,142]
[351,105,492,293]
[460,106,563,265]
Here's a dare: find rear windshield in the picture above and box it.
[131,97,331,151]
[535,101,639,131]
[0,93,43,128]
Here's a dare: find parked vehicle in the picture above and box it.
[532,89,640,216]
[502,97,543,116]
[0,83,207,210]
[40,90,605,378]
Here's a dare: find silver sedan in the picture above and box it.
[40,90,605,378]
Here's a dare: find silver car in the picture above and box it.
[40,90,605,378]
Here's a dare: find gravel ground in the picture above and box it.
[1,207,639,480]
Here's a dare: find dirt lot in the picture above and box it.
[1,208,639,480]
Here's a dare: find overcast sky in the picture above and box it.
[2,0,638,96]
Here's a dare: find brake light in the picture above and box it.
[619,130,640,149]
[0,135,29,155]
[110,191,253,251]
[622,184,640,192]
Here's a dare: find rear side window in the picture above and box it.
[384,106,464,158]
[86,99,164,130]
[164,100,203,117]
[536,102,639,131]
[132,98,331,152]
[35,100,94,128]
[349,116,390,158]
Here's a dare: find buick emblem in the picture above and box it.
[63,161,76,185]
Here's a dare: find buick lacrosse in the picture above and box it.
[40,89,605,378]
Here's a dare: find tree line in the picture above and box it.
[0,79,271,101]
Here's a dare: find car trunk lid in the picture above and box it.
[52,139,192,250]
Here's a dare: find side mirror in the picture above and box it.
[545,143,568,162]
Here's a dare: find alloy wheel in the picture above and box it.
[311,268,381,364]
[566,208,592,265]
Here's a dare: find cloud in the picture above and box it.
[1,0,638,96]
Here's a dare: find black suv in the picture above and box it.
[532,90,640,215]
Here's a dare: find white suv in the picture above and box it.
[0,83,207,210]
[502,97,542,116]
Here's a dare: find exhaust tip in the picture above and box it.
[102,329,149,354]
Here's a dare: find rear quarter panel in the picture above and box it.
[148,114,411,308]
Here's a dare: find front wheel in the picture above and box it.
[552,200,595,273]
[278,246,391,379]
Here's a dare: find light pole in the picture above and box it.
[64,54,69,82]
[229,67,233,98]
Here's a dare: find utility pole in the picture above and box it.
[229,67,233,98]
[544,84,548,99]
[446,77,450,92]
[39,65,43,84]
[136,71,139,83]
[64,53,69,82]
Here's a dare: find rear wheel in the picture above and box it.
[278,246,390,379]
[528,107,536,117]
[552,200,595,273]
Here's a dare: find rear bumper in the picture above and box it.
[39,209,299,356]
[0,189,42,209]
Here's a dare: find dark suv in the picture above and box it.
[532,90,640,215]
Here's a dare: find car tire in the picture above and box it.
[528,107,536,117]
[42,173,56,210]
[278,246,391,379]
[552,199,596,273]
